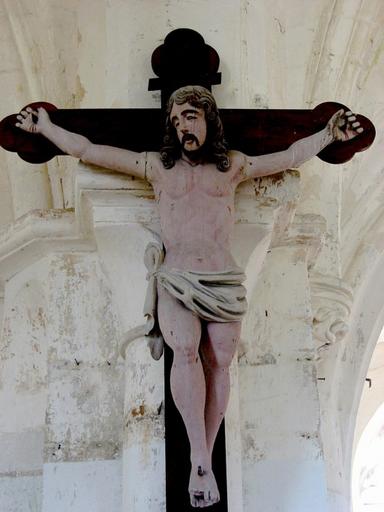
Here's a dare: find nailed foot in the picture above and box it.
[189,465,220,508]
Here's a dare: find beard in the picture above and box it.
[181,134,208,162]
[181,133,200,151]
[182,145,208,162]
[181,133,200,147]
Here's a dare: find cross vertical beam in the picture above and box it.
[150,28,229,511]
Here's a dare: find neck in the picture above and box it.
[181,146,208,166]
[181,154,201,166]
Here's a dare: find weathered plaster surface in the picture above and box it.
[239,244,327,512]
[0,2,383,511]
[42,459,122,512]
[0,248,124,510]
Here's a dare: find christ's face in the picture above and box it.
[169,102,207,153]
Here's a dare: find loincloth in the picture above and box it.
[120,242,247,360]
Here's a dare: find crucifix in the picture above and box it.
[0,28,375,510]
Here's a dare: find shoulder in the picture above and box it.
[228,150,247,182]
[145,152,163,182]
[229,150,246,167]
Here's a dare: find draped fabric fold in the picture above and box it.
[120,242,247,360]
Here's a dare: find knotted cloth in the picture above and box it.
[120,242,247,360]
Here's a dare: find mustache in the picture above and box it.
[182,134,200,146]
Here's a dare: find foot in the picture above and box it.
[188,466,220,508]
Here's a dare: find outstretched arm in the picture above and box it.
[16,107,148,180]
[239,110,363,181]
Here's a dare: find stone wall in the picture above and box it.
[0,2,384,511]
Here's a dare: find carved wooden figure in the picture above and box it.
[0,29,375,510]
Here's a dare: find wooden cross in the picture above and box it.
[0,28,376,512]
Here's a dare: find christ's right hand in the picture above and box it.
[15,105,148,180]
[16,107,52,134]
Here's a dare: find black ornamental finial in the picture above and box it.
[148,28,221,108]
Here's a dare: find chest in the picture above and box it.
[155,163,235,201]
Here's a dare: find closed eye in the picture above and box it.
[171,115,180,127]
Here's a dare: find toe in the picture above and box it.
[190,490,205,508]
[190,494,198,508]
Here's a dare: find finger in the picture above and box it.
[357,127,364,133]
[351,121,361,128]
[334,109,346,127]
[337,116,346,128]
[330,109,344,123]
[26,106,38,115]
[21,110,36,120]
[346,115,356,122]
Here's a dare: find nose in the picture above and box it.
[179,119,189,133]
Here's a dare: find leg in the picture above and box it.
[157,287,219,508]
[200,322,241,457]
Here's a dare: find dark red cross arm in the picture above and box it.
[0,100,375,165]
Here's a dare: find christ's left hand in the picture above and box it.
[328,109,364,142]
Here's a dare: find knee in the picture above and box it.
[172,341,200,364]
[204,323,240,369]
[162,329,200,363]
[202,346,234,370]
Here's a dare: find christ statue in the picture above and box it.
[16,85,362,508]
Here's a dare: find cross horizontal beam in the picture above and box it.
[0,101,375,165]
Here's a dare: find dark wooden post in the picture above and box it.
[149,28,229,512]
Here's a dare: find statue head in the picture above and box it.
[160,85,230,171]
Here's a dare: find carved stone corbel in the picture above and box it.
[309,273,353,353]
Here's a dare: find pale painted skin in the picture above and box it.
[16,101,362,508]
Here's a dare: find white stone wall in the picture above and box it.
[0,252,124,512]
[0,1,384,511]
[239,244,328,512]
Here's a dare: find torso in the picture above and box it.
[146,151,246,271]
